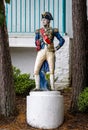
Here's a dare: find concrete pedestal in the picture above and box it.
[26,91,64,129]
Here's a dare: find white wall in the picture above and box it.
[10,47,37,78]
[55,36,71,88]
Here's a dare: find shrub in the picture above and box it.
[45,72,58,90]
[13,66,35,95]
[78,87,88,112]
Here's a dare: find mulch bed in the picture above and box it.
[0,88,88,130]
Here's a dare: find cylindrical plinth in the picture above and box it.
[27,91,64,129]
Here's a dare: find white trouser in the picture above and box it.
[50,74,55,90]
[34,75,40,89]
[34,48,55,75]
[34,47,55,89]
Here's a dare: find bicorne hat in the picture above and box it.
[41,12,53,20]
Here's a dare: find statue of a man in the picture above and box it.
[34,12,65,91]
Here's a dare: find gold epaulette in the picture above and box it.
[35,29,40,33]
[53,28,59,33]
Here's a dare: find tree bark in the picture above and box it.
[86,20,88,86]
[0,0,15,117]
[70,0,87,112]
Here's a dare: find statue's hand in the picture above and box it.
[55,45,61,51]
[35,40,41,51]
[36,46,41,51]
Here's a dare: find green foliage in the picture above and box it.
[45,73,50,81]
[0,12,4,25]
[45,72,51,89]
[45,72,58,90]
[5,0,10,4]
[0,3,5,26]
[45,72,58,83]
[13,66,21,78]
[78,87,88,112]
[13,66,35,96]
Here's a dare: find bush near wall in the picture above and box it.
[78,87,88,112]
[13,66,35,96]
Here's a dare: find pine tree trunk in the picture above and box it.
[86,20,88,85]
[70,0,87,112]
[0,0,15,117]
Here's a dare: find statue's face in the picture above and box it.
[42,18,49,26]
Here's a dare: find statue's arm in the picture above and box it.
[54,28,65,51]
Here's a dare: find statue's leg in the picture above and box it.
[47,51,55,90]
[34,50,46,90]
[34,75,40,90]
[50,74,54,90]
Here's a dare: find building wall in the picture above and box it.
[6,0,88,38]
[55,36,71,88]
[10,47,37,78]
[6,0,66,35]
[66,0,73,38]
[66,0,88,38]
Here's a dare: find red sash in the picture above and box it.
[40,28,51,44]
